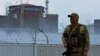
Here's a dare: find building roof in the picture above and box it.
[9,4,44,8]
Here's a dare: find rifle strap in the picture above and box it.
[67,25,78,43]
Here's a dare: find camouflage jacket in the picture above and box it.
[62,24,90,52]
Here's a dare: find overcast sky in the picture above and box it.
[0,0,100,32]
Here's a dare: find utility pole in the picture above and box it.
[39,29,49,44]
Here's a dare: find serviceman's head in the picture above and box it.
[68,13,79,25]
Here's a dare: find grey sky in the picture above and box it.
[0,0,100,31]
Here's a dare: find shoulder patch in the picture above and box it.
[80,26,85,33]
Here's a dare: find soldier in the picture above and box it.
[62,13,90,56]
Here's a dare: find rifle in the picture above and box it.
[62,49,70,56]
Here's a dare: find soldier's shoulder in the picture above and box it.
[79,24,87,28]
[65,24,71,28]
[64,24,71,30]
[79,24,88,31]
[67,24,71,26]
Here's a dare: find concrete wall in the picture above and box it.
[89,45,100,56]
[37,44,100,56]
[37,44,65,56]
[0,43,100,56]
[0,43,34,56]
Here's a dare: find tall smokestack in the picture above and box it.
[45,0,49,17]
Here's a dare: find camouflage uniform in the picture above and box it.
[62,24,90,56]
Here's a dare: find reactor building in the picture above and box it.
[0,4,58,33]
